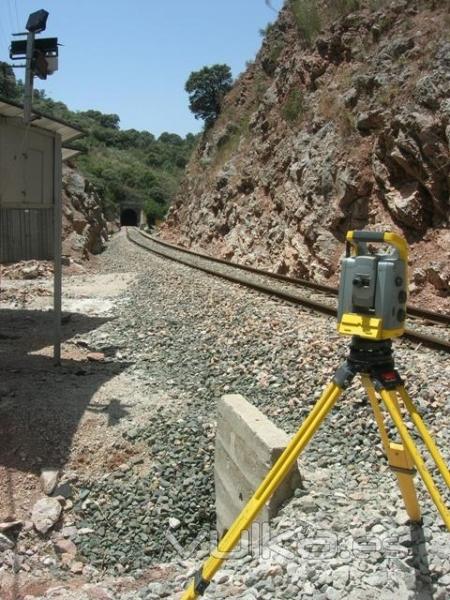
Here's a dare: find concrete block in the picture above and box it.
[215,394,302,541]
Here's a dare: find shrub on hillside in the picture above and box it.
[282,89,304,123]
[290,0,321,44]
[290,0,364,44]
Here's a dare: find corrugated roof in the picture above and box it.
[0,97,84,143]
[62,146,82,161]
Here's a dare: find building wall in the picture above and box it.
[0,118,54,208]
[0,118,57,261]
[0,207,54,261]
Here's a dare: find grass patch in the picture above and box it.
[213,117,250,169]
[255,72,270,104]
[282,89,305,123]
[330,0,361,17]
[290,0,371,44]
[377,82,402,107]
[338,108,355,138]
[262,42,284,76]
[290,0,321,45]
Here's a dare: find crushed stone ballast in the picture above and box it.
[126,227,450,354]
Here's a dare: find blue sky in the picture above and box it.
[0,0,283,136]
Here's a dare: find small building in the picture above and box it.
[0,97,83,261]
[0,97,84,361]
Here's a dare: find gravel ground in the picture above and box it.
[8,230,449,599]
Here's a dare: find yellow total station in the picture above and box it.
[338,230,408,340]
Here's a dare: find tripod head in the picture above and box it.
[337,231,408,340]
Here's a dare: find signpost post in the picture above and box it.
[7,9,65,364]
[23,30,35,124]
[20,9,50,123]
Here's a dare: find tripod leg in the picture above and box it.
[181,381,343,600]
[362,375,391,453]
[362,376,421,522]
[379,387,450,530]
[397,386,450,489]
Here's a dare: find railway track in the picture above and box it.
[126,227,450,354]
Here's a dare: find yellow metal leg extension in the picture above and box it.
[181,382,343,600]
[362,376,421,522]
[398,386,450,490]
[363,377,450,528]
[380,386,450,530]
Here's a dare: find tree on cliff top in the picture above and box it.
[185,64,233,127]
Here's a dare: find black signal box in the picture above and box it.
[10,37,58,60]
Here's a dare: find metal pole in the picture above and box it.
[53,135,62,364]
[23,30,35,124]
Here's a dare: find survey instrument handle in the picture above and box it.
[346,231,408,261]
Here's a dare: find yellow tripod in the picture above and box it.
[181,336,450,599]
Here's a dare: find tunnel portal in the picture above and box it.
[120,208,138,226]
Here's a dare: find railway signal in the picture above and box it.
[9,9,59,122]
[25,8,49,33]
[10,37,59,80]
[180,231,450,599]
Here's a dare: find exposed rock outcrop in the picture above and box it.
[62,165,109,260]
[161,0,450,309]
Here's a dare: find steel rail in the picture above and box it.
[126,228,450,354]
[139,230,450,326]
[127,228,336,317]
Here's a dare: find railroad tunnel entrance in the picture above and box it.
[120,208,138,226]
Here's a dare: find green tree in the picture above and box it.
[19,81,199,226]
[185,64,233,126]
[0,61,19,100]
[81,110,120,129]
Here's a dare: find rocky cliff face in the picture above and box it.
[62,165,110,260]
[161,0,450,309]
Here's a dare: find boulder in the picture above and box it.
[62,165,109,260]
[54,538,77,556]
[64,171,85,196]
[22,265,40,280]
[40,468,59,495]
[31,497,62,534]
[0,533,14,551]
[414,75,440,110]
[385,183,426,231]
[356,110,386,133]
[71,211,89,235]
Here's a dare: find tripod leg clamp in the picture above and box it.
[333,363,355,389]
[372,369,403,391]
[390,465,416,476]
[193,568,210,596]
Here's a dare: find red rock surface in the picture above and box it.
[161,0,450,313]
